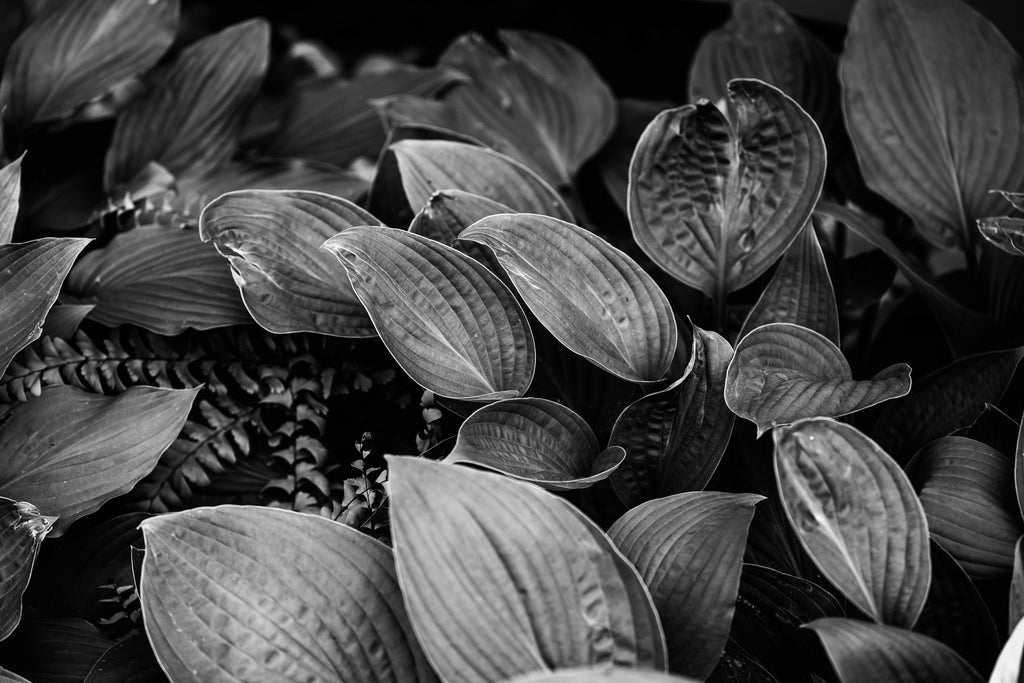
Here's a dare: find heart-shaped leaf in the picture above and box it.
[628,79,826,307]
[725,323,911,435]
[84,633,166,683]
[774,418,931,628]
[324,226,535,400]
[906,437,1022,579]
[409,189,511,272]
[104,19,270,194]
[446,398,625,490]
[738,221,839,344]
[0,155,23,244]
[504,671,699,683]
[608,492,763,679]
[805,618,983,683]
[992,618,1024,683]
[0,385,197,535]
[0,499,55,641]
[840,0,1024,251]
[200,189,381,337]
[461,213,677,383]
[0,0,178,134]
[389,456,667,681]
[140,505,435,682]
[608,325,734,506]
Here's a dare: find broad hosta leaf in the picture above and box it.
[725,323,911,435]
[324,227,535,400]
[738,222,839,344]
[140,506,434,683]
[200,190,381,337]
[409,189,511,271]
[608,326,734,505]
[63,227,252,334]
[873,347,1024,464]
[774,419,930,628]
[629,79,825,303]
[0,238,89,377]
[806,618,983,683]
[446,398,625,490]
[841,0,1024,251]
[906,437,1022,579]
[84,634,167,683]
[0,155,23,244]
[0,0,177,132]
[505,671,698,683]
[389,456,667,681]
[0,385,197,535]
[104,19,270,193]
[991,618,1024,683]
[461,213,677,383]
[0,499,55,641]
[609,492,762,679]
[0,613,115,682]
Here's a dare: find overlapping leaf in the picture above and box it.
[0,500,55,641]
[178,158,370,204]
[409,189,511,271]
[725,323,911,435]
[461,213,677,383]
[980,216,1024,258]
[774,419,930,628]
[0,155,23,244]
[41,303,93,340]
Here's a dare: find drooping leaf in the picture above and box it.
[0,385,197,535]
[388,456,666,682]
[991,618,1024,683]
[738,222,839,344]
[504,670,698,683]
[0,0,178,133]
[408,189,511,271]
[41,304,93,340]
[840,0,1024,251]
[774,418,931,628]
[84,634,167,683]
[200,189,381,337]
[906,437,1022,579]
[0,154,23,244]
[446,398,625,490]
[628,79,826,305]
[0,613,115,682]
[725,323,911,435]
[104,19,270,193]
[140,506,435,682]
[324,226,535,400]
[805,618,983,683]
[0,499,55,641]
[461,213,677,383]
[872,346,1024,464]
[608,492,763,679]
[608,325,734,505]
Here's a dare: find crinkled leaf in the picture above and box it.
[906,437,1022,579]
[0,155,23,244]
[0,499,55,642]
[389,456,666,681]
[840,0,1024,251]
[409,189,511,271]
[608,325,734,506]
[504,670,698,683]
[628,79,825,302]
[200,189,380,337]
[774,419,930,628]
[447,398,624,490]
[725,323,911,435]
[0,613,115,682]
[140,506,434,683]
[104,19,270,193]
[324,227,535,400]
[84,634,167,683]
[0,385,197,536]
[461,213,677,383]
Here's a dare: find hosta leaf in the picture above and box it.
[979,216,1024,258]
[0,155,23,244]
[0,499,55,641]
[140,506,434,683]
[389,456,667,682]
[41,303,93,340]
[628,79,826,303]
[63,227,252,334]
[805,618,983,683]
[0,237,89,377]
[505,671,698,683]
[608,325,734,505]
[461,213,677,383]
[0,0,177,132]
[840,0,1024,251]
[774,419,930,628]
[609,492,762,679]
[0,385,197,535]
[725,323,911,435]
[738,222,839,344]
[446,398,625,490]
[200,189,381,337]
[177,158,369,205]
[104,19,270,193]
[409,189,511,271]
[991,618,1024,683]
[324,227,535,400]
[84,634,166,683]
[906,437,1022,579]
[873,346,1024,464]
[0,613,115,682]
